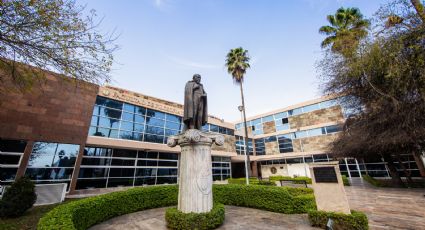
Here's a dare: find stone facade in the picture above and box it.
[288,106,343,130]
[212,135,236,153]
[265,141,280,155]
[263,121,276,134]
[292,134,338,152]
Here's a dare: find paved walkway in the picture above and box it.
[89,206,318,230]
[345,178,425,230]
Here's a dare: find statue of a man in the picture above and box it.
[183,74,208,130]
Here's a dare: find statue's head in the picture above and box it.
[193,74,201,83]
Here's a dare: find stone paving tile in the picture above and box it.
[89,206,319,230]
[345,185,425,230]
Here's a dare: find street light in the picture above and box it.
[238,105,250,185]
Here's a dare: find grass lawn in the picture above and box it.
[0,199,79,230]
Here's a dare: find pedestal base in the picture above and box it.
[167,129,224,214]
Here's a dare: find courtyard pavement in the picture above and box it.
[89,206,319,230]
[81,181,425,230]
[345,179,425,230]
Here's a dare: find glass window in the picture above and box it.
[308,128,323,137]
[251,118,261,125]
[113,149,137,158]
[303,103,320,113]
[276,123,290,131]
[78,168,109,178]
[165,129,179,137]
[146,117,165,127]
[0,139,27,152]
[326,125,342,134]
[0,168,19,181]
[209,124,219,133]
[294,130,308,139]
[144,134,164,144]
[262,115,274,123]
[202,124,209,132]
[145,126,164,135]
[165,121,181,130]
[108,168,135,178]
[135,168,157,177]
[81,158,111,166]
[28,143,78,168]
[274,112,288,119]
[0,154,21,164]
[123,103,135,113]
[95,97,123,110]
[319,99,338,109]
[166,114,181,123]
[146,109,165,120]
[288,107,303,116]
[159,152,178,160]
[264,136,277,143]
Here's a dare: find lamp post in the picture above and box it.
[238,105,250,185]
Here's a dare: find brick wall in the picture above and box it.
[0,72,98,144]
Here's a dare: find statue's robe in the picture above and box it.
[183,81,208,130]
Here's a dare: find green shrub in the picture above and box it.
[0,176,37,217]
[38,184,316,229]
[213,184,315,214]
[269,176,312,184]
[308,210,369,230]
[342,175,351,186]
[257,180,276,186]
[38,185,178,230]
[227,177,260,185]
[165,203,225,230]
[362,175,384,187]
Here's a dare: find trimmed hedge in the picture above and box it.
[38,184,316,229]
[38,185,178,230]
[165,203,225,230]
[342,175,351,186]
[269,176,312,184]
[213,184,315,214]
[228,177,275,186]
[308,210,369,230]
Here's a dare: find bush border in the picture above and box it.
[38,184,317,229]
[308,210,369,230]
[165,203,225,230]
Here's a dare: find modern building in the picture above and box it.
[1,69,424,194]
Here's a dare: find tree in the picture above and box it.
[0,0,117,93]
[320,1,425,186]
[0,176,37,217]
[319,7,370,57]
[225,47,252,180]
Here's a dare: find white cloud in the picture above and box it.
[165,55,220,69]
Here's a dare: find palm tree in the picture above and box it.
[319,7,370,57]
[225,47,252,181]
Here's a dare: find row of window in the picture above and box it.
[235,135,254,155]
[90,96,234,144]
[235,99,338,135]
[252,125,341,155]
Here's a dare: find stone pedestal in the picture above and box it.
[167,129,224,213]
[309,161,351,214]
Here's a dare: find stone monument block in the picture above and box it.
[167,129,224,213]
[309,161,351,214]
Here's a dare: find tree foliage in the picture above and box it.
[319,0,425,184]
[0,0,117,93]
[319,7,370,57]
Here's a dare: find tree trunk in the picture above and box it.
[413,151,425,177]
[395,153,414,186]
[410,0,425,23]
[239,81,252,177]
[382,154,404,187]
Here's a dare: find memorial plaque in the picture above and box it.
[313,167,338,183]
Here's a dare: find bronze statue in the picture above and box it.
[183,74,208,130]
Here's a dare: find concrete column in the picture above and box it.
[168,129,224,213]
[251,162,258,178]
[68,144,86,194]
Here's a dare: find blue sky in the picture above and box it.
[77,0,388,122]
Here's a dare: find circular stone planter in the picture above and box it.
[165,203,225,230]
